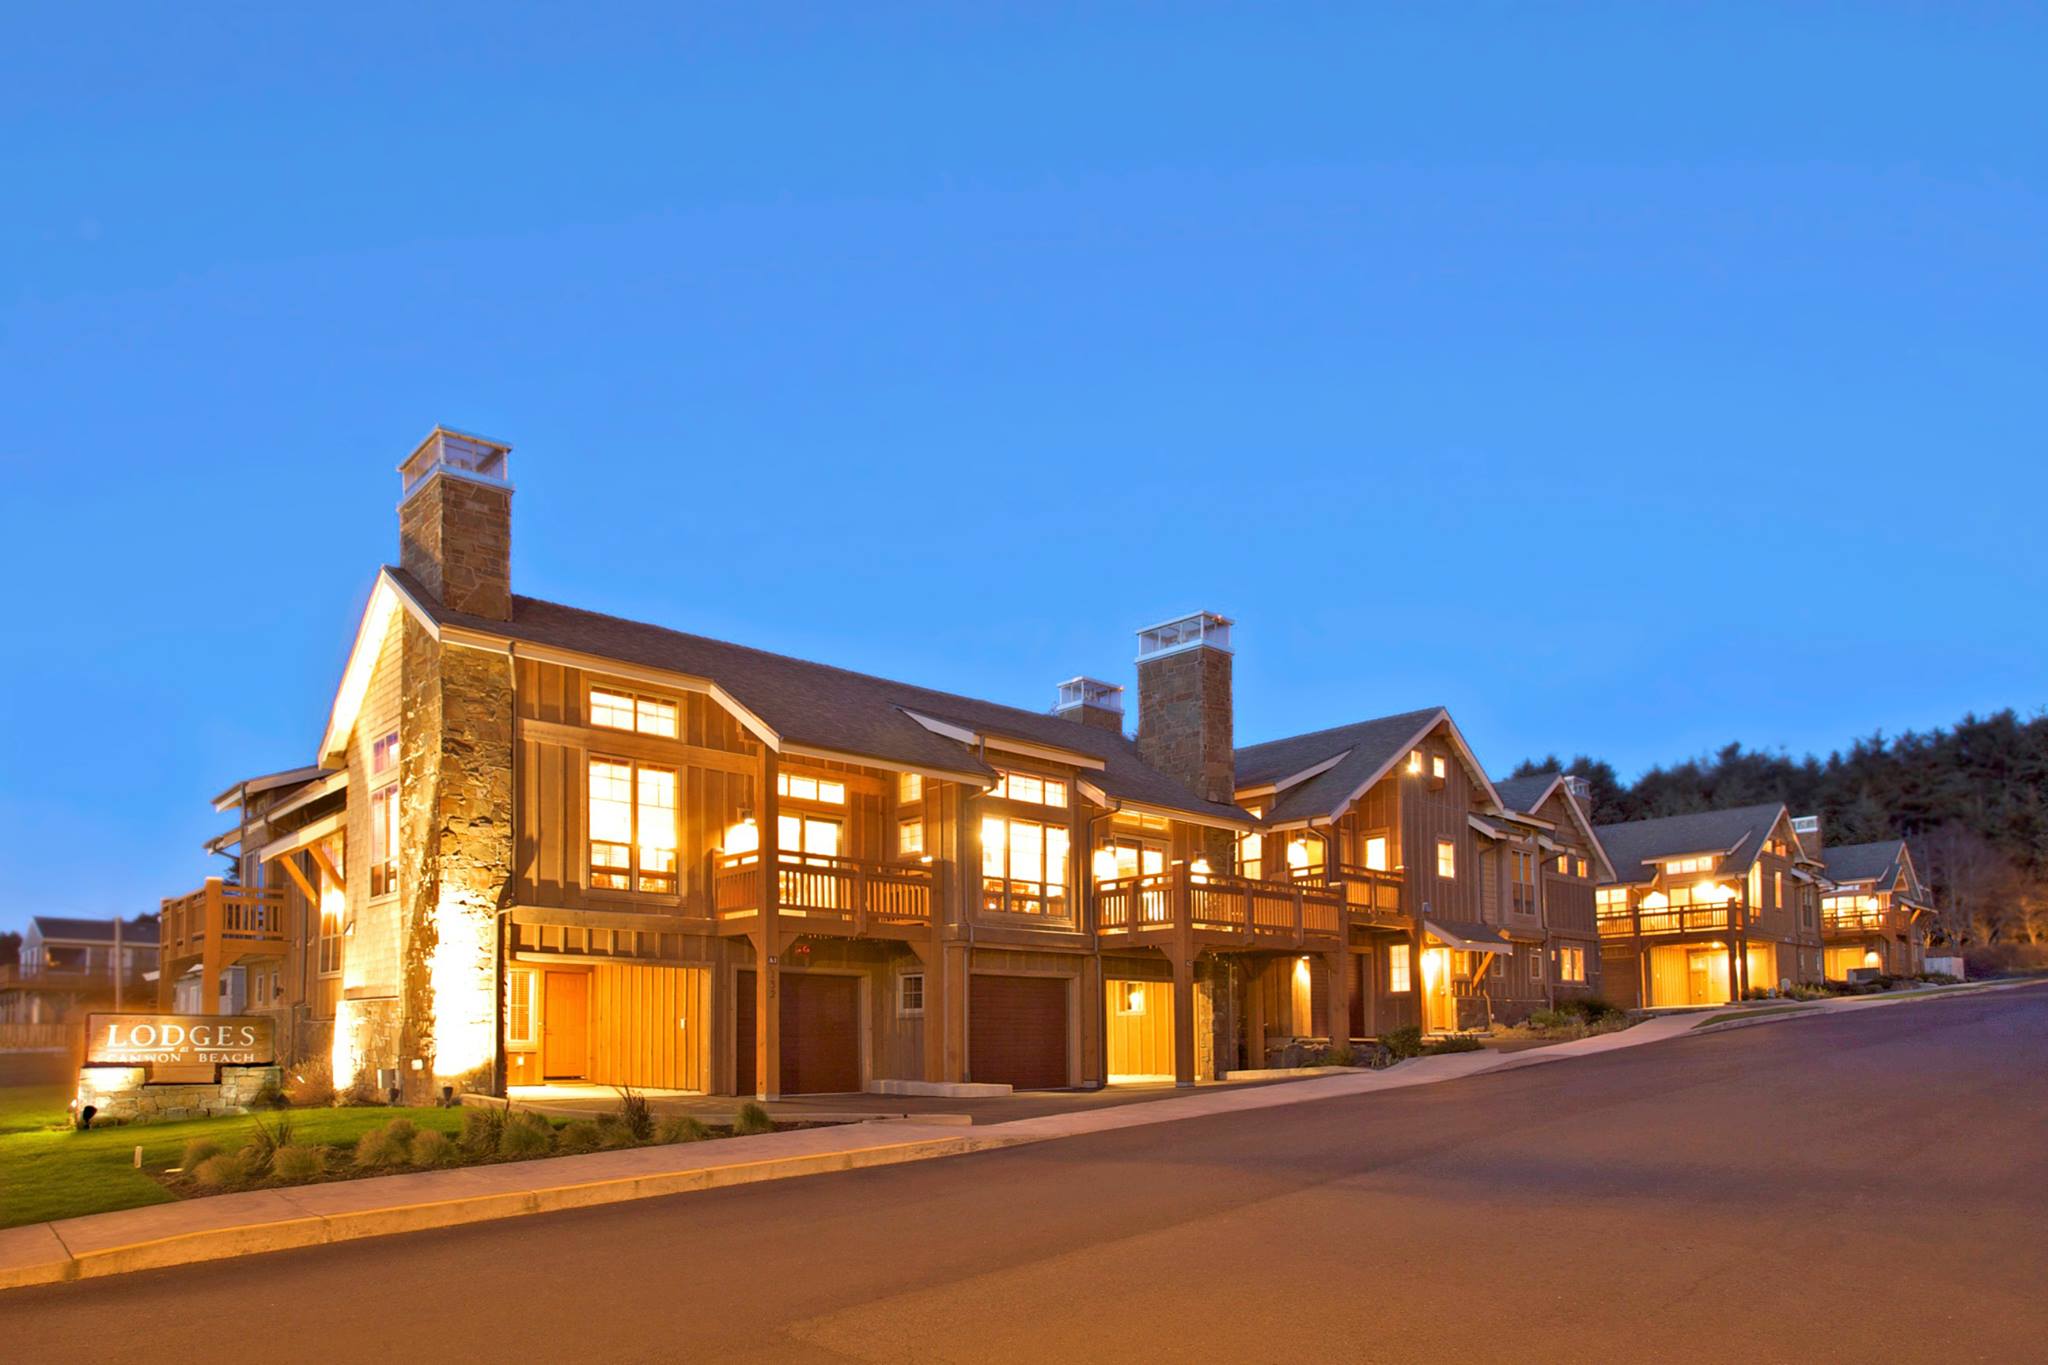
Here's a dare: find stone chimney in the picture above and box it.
[1053,677,1125,734]
[1134,613,1234,806]
[398,428,513,621]
[1792,813,1823,860]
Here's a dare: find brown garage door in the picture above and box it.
[970,974,1069,1089]
[735,971,862,1096]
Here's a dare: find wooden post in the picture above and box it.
[1326,946,1351,1051]
[1171,951,1197,1086]
[200,878,223,1018]
[754,750,781,1100]
[1245,958,1266,1070]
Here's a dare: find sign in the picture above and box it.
[85,1014,275,1083]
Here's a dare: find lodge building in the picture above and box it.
[157,429,1896,1101]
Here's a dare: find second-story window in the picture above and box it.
[1512,849,1536,913]
[989,771,1067,808]
[1436,839,1456,879]
[1101,837,1165,880]
[1236,831,1262,880]
[898,772,923,803]
[589,759,678,894]
[982,815,1069,916]
[898,818,924,858]
[370,730,398,898]
[1431,755,1447,781]
[1285,834,1324,878]
[778,773,846,805]
[1361,834,1390,872]
[590,688,678,738]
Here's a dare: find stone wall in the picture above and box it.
[76,1065,283,1123]
[399,473,512,620]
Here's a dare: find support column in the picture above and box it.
[754,749,781,1100]
[917,936,946,1084]
[1326,946,1352,1052]
[1171,952,1197,1086]
[1080,952,1106,1088]
[1245,959,1266,1070]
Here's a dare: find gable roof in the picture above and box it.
[1491,773,1560,814]
[30,916,160,946]
[1821,840,1907,889]
[1233,707,1501,827]
[332,568,1249,829]
[1594,802,1790,886]
[1494,773,1618,883]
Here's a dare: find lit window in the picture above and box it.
[1237,831,1262,881]
[778,773,847,805]
[899,818,925,857]
[899,972,924,1017]
[982,815,1070,916]
[1287,836,1324,877]
[899,772,923,803]
[1559,946,1586,984]
[372,730,398,775]
[989,771,1068,808]
[1363,835,1389,872]
[1664,855,1715,875]
[369,749,398,900]
[1557,854,1570,875]
[1101,839,1166,881]
[1431,755,1447,781]
[1577,857,1589,879]
[1436,839,1456,879]
[1116,981,1147,1015]
[1407,750,1423,775]
[589,758,678,894]
[1389,944,1412,993]
[589,688,678,738]
[508,969,537,1045]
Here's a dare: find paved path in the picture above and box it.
[9,984,2043,1361]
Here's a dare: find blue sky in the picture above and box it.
[3,4,2043,932]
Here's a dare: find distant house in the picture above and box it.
[1814,836,1931,979]
[0,915,160,1024]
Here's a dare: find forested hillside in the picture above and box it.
[1515,708,2048,949]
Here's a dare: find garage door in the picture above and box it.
[735,971,862,1096]
[970,974,1069,1089]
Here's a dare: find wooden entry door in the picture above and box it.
[542,970,589,1079]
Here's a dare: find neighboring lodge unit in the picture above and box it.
[158,431,1928,1102]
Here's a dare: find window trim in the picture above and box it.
[1436,838,1456,880]
[1388,943,1413,993]
[588,756,680,896]
[589,686,680,738]
[508,968,538,1045]
[898,972,925,1018]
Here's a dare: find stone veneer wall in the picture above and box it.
[1136,645,1235,860]
[399,473,513,621]
[76,1065,284,1123]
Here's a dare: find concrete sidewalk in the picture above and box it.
[4,977,2036,1293]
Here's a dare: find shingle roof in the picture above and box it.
[1233,708,1447,825]
[1492,772,1560,814]
[1821,840,1905,888]
[30,916,160,945]
[1594,803,1788,886]
[392,568,1249,827]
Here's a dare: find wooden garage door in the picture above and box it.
[971,974,1069,1089]
[587,964,709,1092]
[735,971,862,1096]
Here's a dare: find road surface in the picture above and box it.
[10,986,2046,1362]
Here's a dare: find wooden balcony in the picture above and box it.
[714,852,937,941]
[1098,868,1346,951]
[159,878,288,964]
[1279,865,1408,930]
[1599,903,1736,937]
[1823,908,1895,937]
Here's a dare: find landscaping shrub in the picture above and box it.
[285,1055,336,1108]
[732,1102,775,1137]
[613,1086,655,1143]
[1381,1026,1425,1060]
[353,1119,415,1170]
[246,1110,296,1171]
[1917,971,1961,986]
[460,1103,510,1155]
[658,1115,713,1144]
[270,1144,326,1181]
[193,1149,257,1190]
[556,1120,602,1154]
[181,1138,224,1172]
[252,1080,290,1110]
[1424,1036,1485,1055]
[1315,1043,1357,1068]
[410,1129,459,1168]
[498,1110,556,1158]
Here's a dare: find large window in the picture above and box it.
[1101,837,1165,881]
[1388,943,1413,993]
[988,770,1068,808]
[1664,855,1714,875]
[1436,839,1456,879]
[1285,834,1324,878]
[590,688,678,738]
[779,813,842,861]
[369,730,398,898]
[1361,834,1390,872]
[1236,831,1262,880]
[983,815,1069,917]
[1558,945,1587,984]
[778,772,846,805]
[589,759,678,894]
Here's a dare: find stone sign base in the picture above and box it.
[76,1064,284,1124]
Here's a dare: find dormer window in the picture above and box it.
[590,688,678,738]
[989,771,1068,808]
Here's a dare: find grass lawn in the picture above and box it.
[0,1085,463,1230]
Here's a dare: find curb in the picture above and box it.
[1686,978,2041,1037]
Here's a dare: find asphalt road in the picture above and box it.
[11,987,2046,1363]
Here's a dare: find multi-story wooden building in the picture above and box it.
[0,915,158,1025]
[1480,773,1615,1017]
[1594,803,1827,1008]
[1812,836,1930,979]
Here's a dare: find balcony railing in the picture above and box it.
[714,852,935,937]
[1099,868,1344,947]
[159,879,287,960]
[1599,903,1736,936]
[1284,864,1407,928]
[1823,909,1893,935]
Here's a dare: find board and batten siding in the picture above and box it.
[588,963,710,1092]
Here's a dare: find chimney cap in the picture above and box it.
[400,427,513,500]
[1054,677,1124,715]
[1135,611,1233,662]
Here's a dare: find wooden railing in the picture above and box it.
[714,852,935,936]
[1099,868,1344,946]
[1603,903,1737,936]
[1823,908,1894,935]
[159,879,287,960]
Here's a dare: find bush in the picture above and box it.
[556,1120,602,1154]
[613,1086,655,1143]
[247,1111,296,1170]
[1380,1026,1425,1060]
[451,1062,496,1097]
[1917,971,1961,986]
[353,1120,414,1170]
[732,1102,775,1137]
[252,1080,290,1110]
[411,1129,459,1168]
[270,1144,326,1181]
[658,1115,714,1144]
[1424,1035,1485,1055]
[340,1072,385,1107]
[193,1149,257,1190]
[498,1110,556,1159]
[181,1138,224,1172]
[286,1055,336,1108]
[460,1103,510,1155]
